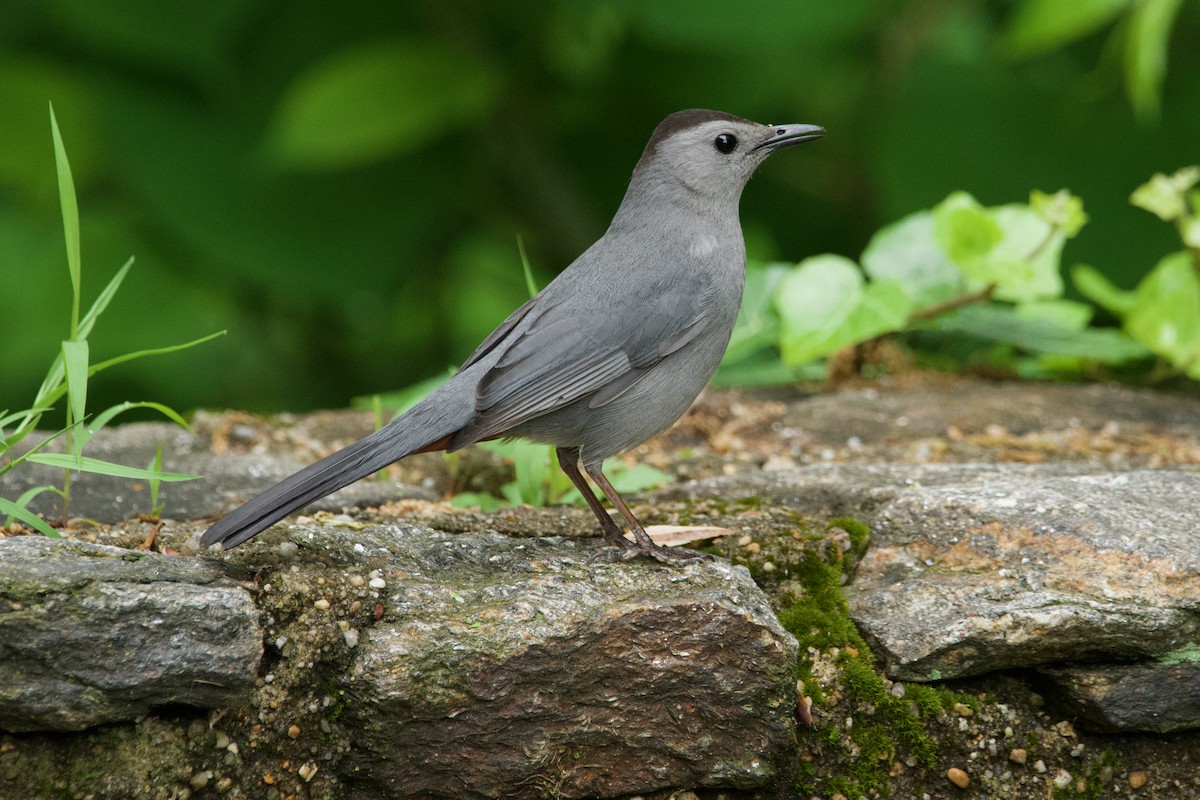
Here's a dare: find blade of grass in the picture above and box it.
[27,452,199,482]
[87,330,226,375]
[148,443,164,516]
[88,401,193,435]
[517,235,539,298]
[50,103,81,339]
[32,331,226,411]
[0,496,62,537]
[61,340,89,458]
[75,257,133,342]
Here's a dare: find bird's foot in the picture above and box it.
[592,528,711,565]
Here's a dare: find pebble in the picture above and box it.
[313,598,331,611]
[368,577,386,590]
[287,724,301,739]
[1129,770,1148,789]
[343,628,360,648]
[1033,760,1047,773]
[298,762,319,782]
[190,772,209,790]
[349,574,365,587]
[1009,748,1027,765]
[278,541,299,558]
[1052,769,1073,789]
[947,767,969,788]
[214,731,230,750]
[953,702,973,717]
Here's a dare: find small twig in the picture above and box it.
[907,285,996,324]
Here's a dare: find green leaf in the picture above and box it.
[925,304,1148,362]
[61,339,89,454]
[268,40,500,170]
[1030,189,1089,237]
[606,463,672,494]
[987,205,1066,302]
[50,103,81,334]
[518,236,539,298]
[511,440,553,506]
[861,210,963,309]
[32,329,225,413]
[76,257,134,342]
[1005,0,1130,56]
[1125,0,1185,121]
[86,330,226,378]
[714,355,825,387]
[1123,251,1200,376]
[26,453,199,482]
[1130,167,1200,221]
[87,401,192,437]
[933,192,1003,269]
[724,262,788,365]
[934,191,1065,303]
[775,255,911,365]
[449,491,505,513]
[0,496,61,538]
[1016,299,1093,331]
[1071,264,1136,316]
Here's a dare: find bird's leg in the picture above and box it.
[555,447,633,552]
[582,459,709,565]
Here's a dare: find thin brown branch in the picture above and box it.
[907,285,996,324]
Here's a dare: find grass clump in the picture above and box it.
[0,105,223,533]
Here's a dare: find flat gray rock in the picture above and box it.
[258,526,801,798]
[848,467,1200,680]
[1037,659,1200,733]
[0,537,262,732]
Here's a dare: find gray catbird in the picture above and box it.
[201,109,822,562]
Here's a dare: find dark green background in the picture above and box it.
[2,1,1197,416]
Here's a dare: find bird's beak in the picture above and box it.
[752,123,825,152]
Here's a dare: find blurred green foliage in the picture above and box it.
[1,0,1198,416]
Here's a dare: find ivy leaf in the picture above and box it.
[1122,251,1200,377]
[1129,166,1200,222]
[1071,264,1136,317]
[1030,189,1088,237]
[861,210,963,309]
[775,255,911,365]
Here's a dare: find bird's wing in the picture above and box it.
[453,271,714,445]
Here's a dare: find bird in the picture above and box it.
[201,109,823,563]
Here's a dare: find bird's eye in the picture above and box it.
[713,133,737,154]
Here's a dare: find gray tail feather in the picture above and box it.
[201,358,489,550]
[199,422,433,550]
